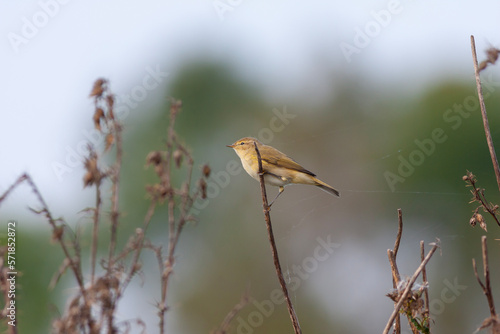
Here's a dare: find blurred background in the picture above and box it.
[1,1,500,333]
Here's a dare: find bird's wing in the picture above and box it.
[259,145,316,176]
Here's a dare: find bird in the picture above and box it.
[227,137,340,206]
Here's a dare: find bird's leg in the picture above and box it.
[268,186,284,207]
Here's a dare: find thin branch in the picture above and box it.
[253,142,302,334]
[0,173,96,331]
[387,250,400,286]
[213,289,250,334]
[389,209,403,334]
[464,171,500,228]
[120,197,159,294]
[158,99,196,334]
[473,236,497,318]
[387,249,402,334]
[420,241,430,333]
[107,120,123,274]
[91,179,102,285]
[383,239,440,334]
[394,209,403,258]
[470,35,500,192]
[2,174,86,292]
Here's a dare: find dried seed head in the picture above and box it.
[173,149,183,168]
[476,213,487,232]
[486,47,500,65]
[479,61,488,71]
[199,178,207,199]
[83,153,101,187]
[89,78,107,97]
[470,215,477,227]
[52,226,64,242]
[105,133,114,151]
[170,99,182,117]
[202,164,211,178]
[132,262,142,273]
[462,175,468,181]
[108,276,120,290]
[106,94,115,114]
[93,108,105,131]
[146,151,163,166]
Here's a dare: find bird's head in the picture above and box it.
[227,137,260,156]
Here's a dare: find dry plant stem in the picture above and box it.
[0,174,86,292]
[383,241,440,334]
[158,100,199,334]
[120,197,159,294]
[104,122,123,334]
[470,35,500,192]
[107,121,123,274]
[420,241,430,332]
[473,236,497,318]
[466,172,500,227]
[213,291,250,334]
[253,142,302,334]
[387,250,401,334]
[394,209,403,257]
[390,209,403,334]
[0,173,95,330]
[91,180,102,285]
[387,250,401,287]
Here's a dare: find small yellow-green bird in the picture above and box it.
[227,137,340,205]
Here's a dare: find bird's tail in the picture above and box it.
[313,178,340,197]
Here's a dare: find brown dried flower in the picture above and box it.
[89,78,107,98]
[202,164,211,178]
[173,149,183,168]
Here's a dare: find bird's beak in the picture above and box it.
[226,144,235,148]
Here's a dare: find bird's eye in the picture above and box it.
[240,142,245,145]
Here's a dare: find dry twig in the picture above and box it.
[470,35,500,192]
[390,209,403,333]
[253,142,302,334]
[420,241,430,333]
[384,209,439,334]
[463,171,500,230]
[472,236,500,333]
[0,80,211,334]
[212,289,250,334]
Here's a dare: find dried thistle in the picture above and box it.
[105,133,114,151]
[83,151,101,188]
[202,164,211,178]
[89,78,107,98]
[199,178,207,199]
[52,225,65,242]
[173,149,183,168]
[106,94,115,119]
[0,86,217,334]
[146,151,163,166]
[478,47,500,71]
[93,107,105,131]
[463,170,500,229]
